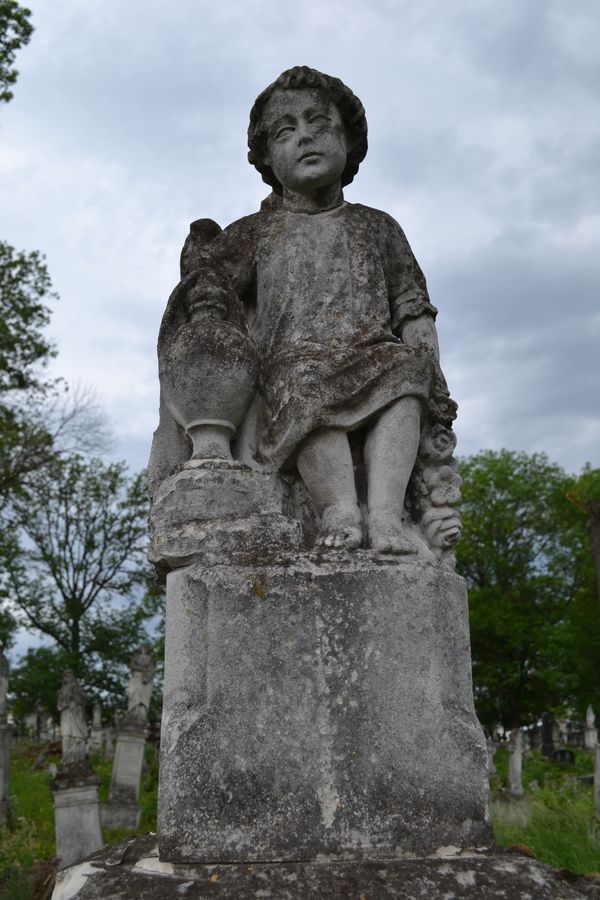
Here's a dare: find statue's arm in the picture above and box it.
[401,313,440,363]
[382,213,439,346]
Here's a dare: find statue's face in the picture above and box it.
[262,89,348,194]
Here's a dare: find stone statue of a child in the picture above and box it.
[57,669,87,767]
[123,644,156,726]
[155,66,458,558]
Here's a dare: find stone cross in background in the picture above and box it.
[507,728,524,797]
[102,646,155,829]
[0,646,11,827]
[50,670,103,869]
[585,704,598,751]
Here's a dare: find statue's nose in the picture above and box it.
[297,120,313,145]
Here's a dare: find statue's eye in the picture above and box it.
[309,114,329,124]
[275,125,295,139]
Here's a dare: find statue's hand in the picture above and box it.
[189,296,228,321]
[171,270,231,322]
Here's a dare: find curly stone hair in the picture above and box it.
[248,66,368,193]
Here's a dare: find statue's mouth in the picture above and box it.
[298,151,323,162]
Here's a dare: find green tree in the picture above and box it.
[0,0,32,105]
[1,454,159,703]
[566,465,600,612]
[457,449,600,730]
[0,241,56,509]
[8,645,68,722]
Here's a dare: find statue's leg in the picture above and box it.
[296,429,362,550]
[365,397,421,554]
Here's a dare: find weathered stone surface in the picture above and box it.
[51,836,600,899]
[158,556,491,862]
[51,776,103,870]
[102,728,146,829]
[149,463,302,572]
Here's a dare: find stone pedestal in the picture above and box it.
[158,556,491,863]
[51,771,103,869]
[101,728,146,829]
[0,721,11,826]
[51,835,600,899]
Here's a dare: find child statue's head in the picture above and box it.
[248,66,368,196]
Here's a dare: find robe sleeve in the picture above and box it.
[382,214,438,336]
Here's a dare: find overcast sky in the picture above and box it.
[1,0,599,478]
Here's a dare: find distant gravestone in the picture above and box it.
[88,701,103,753]
[102,647,155,829]
[541,712,555,757]
[595,744,600,818]
[50,670,103,869]
[551,748,575,765]
[507,728,524,797]
[585,705,598,751]
[0,647,11,827]
[104,726,114,759]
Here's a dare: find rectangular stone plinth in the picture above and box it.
[52,778,103,869]
[102,729,146,829]
[158,556,491,862]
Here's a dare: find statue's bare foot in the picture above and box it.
[317,505,363,550]
[369,513,419,555]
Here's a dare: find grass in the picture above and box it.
[490,746,600,874]
[0,738,158,899]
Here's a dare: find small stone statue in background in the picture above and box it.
[151,66,461,566]
[123,645,156,726]
[57,670,87,767]
[0,646,8,723]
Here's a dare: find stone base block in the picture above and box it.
[51,776,103,870]
[101,800,140,830]
[52,836,600,899]
[149,465,302,570]
[159,555,491,863]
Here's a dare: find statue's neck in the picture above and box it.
[282,181,344,214]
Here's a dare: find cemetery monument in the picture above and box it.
[51,670,103,869]
[52,66,598,899]
[102,645,155,828]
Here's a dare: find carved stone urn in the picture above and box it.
[159,313,259,461]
